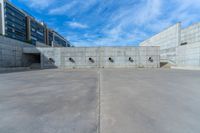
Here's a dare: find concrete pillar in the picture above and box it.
[43,25,47,45]
[26,16,31,42]
[0,0,5,35]
[46,29,49,46]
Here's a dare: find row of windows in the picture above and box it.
[4,5,26,42]
[6,26,26,36]
[3,2,68,46]
[30,21,45,33]
[4,3,25,18]
[54,36,67,46]
[31,35,45,42]
[31,31,44,37]
[6,32,26,41]
[5,14,26,27]
[31,29,44,36]
[31,25,45,43]
[5,21,26,32]
[5,8,26,21]
[4,5,26,43]
[31,35,44,42]
[29,14,45,44]
[31,25,44,33]
[31,31,45,43]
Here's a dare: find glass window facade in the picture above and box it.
[30,19,45,44]
[4,2,26,42]
[66,41,71,47]
[1,1,70,47]
[54,35,67,47]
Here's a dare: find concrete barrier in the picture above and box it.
[35,47,160,69]
[0,36,34,68]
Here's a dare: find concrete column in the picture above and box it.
[43,25,47,45]
[26,16,31,42]
[46,29,49,46]
[0,0,5,35]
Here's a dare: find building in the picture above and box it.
[46,29,70,47]
[0,0,27,42]
[26,16,46,45]
[140,23,180,63]
[140,22,200,68]
[0,0,70,47]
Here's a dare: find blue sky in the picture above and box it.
[10,0,200,46]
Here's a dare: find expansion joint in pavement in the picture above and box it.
[97,70,102,133]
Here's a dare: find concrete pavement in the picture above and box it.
[0,69,99,133]
[100,69,200,133]
[0,69,200,133]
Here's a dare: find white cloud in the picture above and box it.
[87,0,163,46]
[133,0,162,24]
[30,0,200,46]
[49,1,78,15]
[48,0,98,15]
[20,0,55,9]
[68,22,88,29]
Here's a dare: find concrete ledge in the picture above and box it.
[23,47,41,54]
[0,67,30,73]
[171,66,200,70]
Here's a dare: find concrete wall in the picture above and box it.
[1,36,160,69]
[34,47,160,69]
[0,36,34,68]
[181,23,200,45]
[176,23,200,68]
[140,23,180,63]
[177,42,200,67]
[139,22,200,69]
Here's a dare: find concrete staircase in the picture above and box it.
[30,63,41,69]
[160,59,176,68]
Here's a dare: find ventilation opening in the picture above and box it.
[109,57,114,63]
[148,57,153,62]
[129,57,134,62]
[89,57,95,63]
[69,57,75,63]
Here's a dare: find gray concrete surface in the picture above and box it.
[0,36,34,68]
[25,46,159,69]
[0,69,99,133]
[139,22,200,68]
[140,23,180,63]
[101,69,200,133]
[0,69,200,133]
[1,35,160,69]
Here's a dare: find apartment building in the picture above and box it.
[0,0,70,47]
[46,29,70,47]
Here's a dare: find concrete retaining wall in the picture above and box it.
[177,23,200,68]
[140,23,180,63]
[177,42,200,67]
[181,23,200,45]
[1,36,160,69]
[35,47,160,69]
[0,36,34,68]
